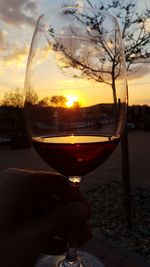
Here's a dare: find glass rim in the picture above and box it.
[38,6,120,39]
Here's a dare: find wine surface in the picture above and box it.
[32,135,119,177]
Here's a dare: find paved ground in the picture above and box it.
[0,130,150,266]
[81,237,150,267]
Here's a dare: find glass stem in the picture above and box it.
[63,176,82,266]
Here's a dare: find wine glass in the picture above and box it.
[24,5,127,267]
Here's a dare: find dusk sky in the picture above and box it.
[0,0,150,106]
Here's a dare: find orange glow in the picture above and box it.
[66,95,79,107]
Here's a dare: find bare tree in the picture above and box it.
[88,0,150,228]
[48,7,124,133]
[62,0,150,75]
[1,88,23,108]
[48,10,122,86]
[1,87,39,108]
[38,97,51,107]
[59,0,150,228]
[89,0,150,74]
[50,95,67,107]
[26,87,38,105]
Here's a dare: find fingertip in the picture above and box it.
[69,202,91,225]
[42,237,67,255]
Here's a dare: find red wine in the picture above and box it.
[32,135,119,177]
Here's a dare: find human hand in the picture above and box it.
[0,169,91,267]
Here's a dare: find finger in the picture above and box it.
[0,169,68,225]
[29,170,68,198]
[0,169,91,233]
[2,168,68,199]
[0,169,33,234]
[8,169,91,218]
[14,169,89,209]
[76,222,92,247]
[0,202,90,267]
[0,205,70,267]
[29,171,90,215]
[43,222,92,255]
[26,202,90,239]
[37,200,89,255]
[42,237,67,255]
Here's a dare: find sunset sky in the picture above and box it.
[0,0,150,106]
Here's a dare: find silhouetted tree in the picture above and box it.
[72,101,81,109]
[60,0,150,228]
[1,88,23,108]
[62,0,150,75]
[38,97,51,107]
[48,6,123,134]
[50,95,67,107]
[26,87,38,105]
[89,0,150,228]
[1,87,39,107]
[86,0,150,74]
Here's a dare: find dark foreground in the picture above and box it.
[0,130,150,266]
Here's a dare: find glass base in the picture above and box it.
[35,251,104,267]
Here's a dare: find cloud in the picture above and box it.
[0,0,38,27]
[24,1,37,12]
[0,30,8,50]
[145,18,150,32]
[2,46,28,65]
[128,58,150,79]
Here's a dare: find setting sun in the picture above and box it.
[66,95,79,107]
